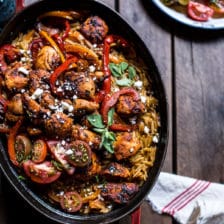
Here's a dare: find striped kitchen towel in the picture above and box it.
[146,172,224,224]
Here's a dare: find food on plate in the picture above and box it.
[0,10,160,214]
[162,0,224,22]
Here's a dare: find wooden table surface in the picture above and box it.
[1,0,224,223]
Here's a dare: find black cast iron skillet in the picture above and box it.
[0,0,168,223]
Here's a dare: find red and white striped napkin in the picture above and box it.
[146,172,224,224]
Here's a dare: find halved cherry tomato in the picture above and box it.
[66,140,92,167]
[47,140,75,175]
[14,135,32,163]
[32,139,47,163]
[23,160,61,184]
[187,1,214,21]
[8,119,23,166]
[60,191,82,213]
[209,0,224,14]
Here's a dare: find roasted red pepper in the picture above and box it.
[50,57,78,95]
[101,87,140,124]
[109,123,134,132]
[7,119,23,166]
[62,20,70,40]
[101,35,128,97]
[29,38,43,60]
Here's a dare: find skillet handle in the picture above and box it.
[16,0,24,13]
[131,207,141,224]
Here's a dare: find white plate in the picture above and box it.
[152,0,224,30]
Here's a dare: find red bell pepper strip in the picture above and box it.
[62,20,70,40]
[109,123,134,132]
[50,57,78,95]
[52,33,65,52]
[102,35,128,95]
[101,87,140,124]
[7,119,23,166]
[29,38,43,60]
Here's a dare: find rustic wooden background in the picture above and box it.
[1,0,224,223]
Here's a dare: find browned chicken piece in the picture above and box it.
[22,93,49,125]
[113,132,142,160]
[4,62,29,91]
[44,112,73,138]
[80,16,109,43]
[29,69,51,94]
[35,46,60,71]
[101,162,130,179]
[101,183,139,204]
[64,72,96,99]
[7,93,23,115]
[87,152,102,176]
[89,199,110,213]
[5,111,23,122]
[116,95,145,116]
[72,124,101,150]
[40,92,55,108]
[73,99,99,115]
[26,126,42,136]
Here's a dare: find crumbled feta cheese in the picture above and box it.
[129,116,137,125]
[153,135,159,143]
[31,88,43,100]
[65,149,73,155]
[20,89,25,93]
[140,95,147,104]
[57,87,63,92]
[19,49,25,54]
[89,65,96,72]
[93,44,97,48]
[61,101,74,112]
[134,80,143,89]
[143,126,150,134]
[18,67,29,75]
[21,57,27,62]
[72,95,78,100]
[129,148,134,153]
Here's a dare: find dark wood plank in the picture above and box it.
[119,1,173,223]
[175,34,224,182]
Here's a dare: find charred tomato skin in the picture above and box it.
[66,140,92,167]
[60,191,83,213]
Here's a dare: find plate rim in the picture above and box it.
[151,0,224,30]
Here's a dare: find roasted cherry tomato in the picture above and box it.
[15,135,32,164]
[47,141,75,175]
[32,139,47,163]
[66,140,92,167]
[187,1,214,21]
[60,191,82,213]
[209,0,224,14]
[8,119,23,166]
[23,160,61,184]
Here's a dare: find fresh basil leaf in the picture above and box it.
[109,63,122,77]
[103,138,114,154]
[108,108,115,126]
[93,128,105,133]
[105,131,116,141]
[120,62,128,73]
[116,78,133,86]
[87,114,105,129]
[99,131,106,149]
[128,66,136,80]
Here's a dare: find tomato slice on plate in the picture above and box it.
[209,0,224,14]
[60,191,82,213]
[187,1,214,21]
[23,160,61,184]
[32,139,47,163]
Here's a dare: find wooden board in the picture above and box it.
[175,33,224,182]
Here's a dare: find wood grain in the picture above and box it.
[175,34,224,182]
